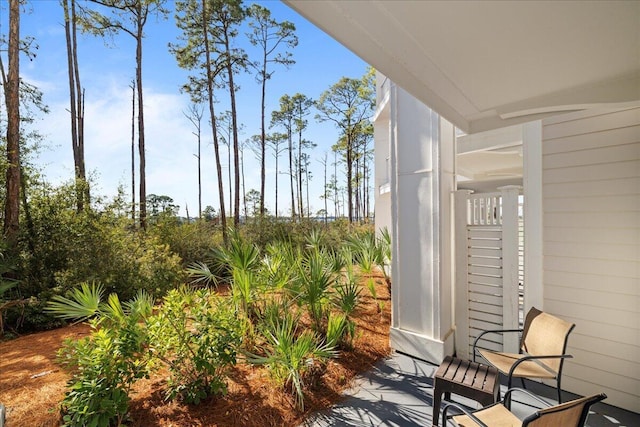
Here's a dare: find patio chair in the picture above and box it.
[440,388,606,427]
[472,307,575,403]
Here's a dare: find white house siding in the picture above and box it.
[374,74,392,235]
[541,106,640,412]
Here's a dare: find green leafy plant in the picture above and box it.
[47,283,154,427]
[46,282,103,322]
[0,280,21,337]
[304,228,325,251]
[260,242,297,290]
[295,248,335,332]
[333,277,361,318]
[186,261,220,288]
[325,312,348,349]
[0,243,22,336]
[147,288,241,404]
[332,278,361,348]
[214,229,261,275]
[247,312,337,410]
[377,227,392,290]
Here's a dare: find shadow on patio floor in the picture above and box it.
[303,352,639,427]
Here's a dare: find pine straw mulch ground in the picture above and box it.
[0,275,391,427]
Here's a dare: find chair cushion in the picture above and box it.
[478,349,557,379]
[453,403,522,426]
[525,394,605,427]
[521,309,574,373]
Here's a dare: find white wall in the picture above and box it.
[374,73,392,235]
[541,106,640,412]
[385,85,455,363]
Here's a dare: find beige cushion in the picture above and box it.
[521,309,574,373]
[527,395,597,427]
[452,403,522,426]
[479,349,557,379]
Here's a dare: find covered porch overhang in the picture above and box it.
[284,0,640,135]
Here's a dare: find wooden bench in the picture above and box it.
[432,356,500,426]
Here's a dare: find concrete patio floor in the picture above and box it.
[303,352,640,427]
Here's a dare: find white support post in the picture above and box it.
[500,185,522,353]
[523,121,543,313]
[453,190,473,360]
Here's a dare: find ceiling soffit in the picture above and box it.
[285,0,640,134]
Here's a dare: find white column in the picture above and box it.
[499,185,522,353]
[523,121,543,313]
[389,86,455,364]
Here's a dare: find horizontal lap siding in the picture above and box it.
[542,107,640,413]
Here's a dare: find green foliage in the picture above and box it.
[147,288,241,404]
[331,272,360,348]
[46,282,103,321]
[7,186,379,413]
[0,241,23,336]
[247,311,336,411]
[148,218,222,267]
[218,229,261,273]
[325,312,348,349]
[346,228,387,311]
[14,182,184,321]
[61,376,129,427]
[52,286,153,427]
[231,268,260,320]
[333,278,361,319]
[186,261,220,288]
[259,242,296,290]
[377,227,392,287]
[295,248,335,332]
[304,227,325,251]
[378,227,392,267]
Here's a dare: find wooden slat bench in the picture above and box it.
[432,355,500,426]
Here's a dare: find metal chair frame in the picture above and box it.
[472,307,575,404]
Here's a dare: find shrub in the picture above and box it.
[147,288,241,404]
[149,217,223,267]
[248,311,337,410]
[47,283,154,427]
[294,248,335,333]
[16,182,184,308]
[325,313,348,349]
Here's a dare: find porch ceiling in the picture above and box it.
[284,1,640,134]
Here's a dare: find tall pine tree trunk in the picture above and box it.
[3,0,20,247]
[72,0,87,207]
[225,48,240,227]
[274,148,279,218]
[346,134,353,223]
[63,0,87,212]
[259,59,267,216]
[227,141,232,219]
[202,0,227,243]
[297,131,303,217]
[130,81,136,223]
[288,130,295,220]
[333,151,338,218]
[136,13,147,230]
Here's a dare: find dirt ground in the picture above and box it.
[0,277,391,427]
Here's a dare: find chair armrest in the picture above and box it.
[441,402,489,427]
[503,387,555,408]
[508,354,573,378]
[472,328,522,362]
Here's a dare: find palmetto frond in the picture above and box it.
[45,282,104,321]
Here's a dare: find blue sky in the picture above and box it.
[1,0,369,217]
